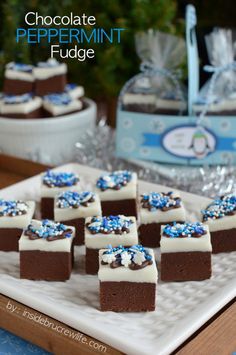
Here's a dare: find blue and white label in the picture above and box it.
[161,126,216,159]
[116,109,236,165]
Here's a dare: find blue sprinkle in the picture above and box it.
[37,59,60,68]
[7,62,33,73]
[4,93,33,104]
[0,199,28,217]
[65,83,77,91]
[202,194,236,221]
[43,170,79,188]
[87,215,133,234]
[141,191,180,211]
[27,220,72,239]
[96,170,133,191]
[56,191,95,209]
[102,244,152,264]
[43,93,72,106]
[163,222,206,238]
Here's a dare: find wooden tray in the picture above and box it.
[0,154,235,355]
[0,154,50,189]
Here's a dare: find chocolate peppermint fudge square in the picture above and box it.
[160,222,212,282]
[122,91,158,113]
[193,96,236,116]
[99,245,157,312]
[65,83,85,100]
[41,170,80,220]
[139,191,186,247]
[19,220,75,281]
[43,93,82,117]
[95,170,138,218]
[85,215,138,274]
[0,94,42,119]
[0,199,35,251]
[54,191,102,245]
[123,93,187,115]
[34,58,67,96]
[122,77,156,113]
[154,93,187,115]
[202,194,236,253]
[3,62,34,95]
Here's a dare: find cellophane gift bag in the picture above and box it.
[120,29,187,115]
[193,28,236,116]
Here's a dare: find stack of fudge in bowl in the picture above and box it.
[0,59,84,118]
[0,169,235,313]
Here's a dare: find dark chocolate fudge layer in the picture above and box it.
[61,217,85,246]
[123,104,186,115]
[3,79,34,95]
[139,221,183,248]
[35,74,67,96]
[139,223,162,247]
[198,110,236,116]
[211,229,236,253]
[0,228,22,252]
[101,199,138,219]
[20,250,72,280]
[86,248,99,275]
[41,197,54,220]
[2,107,43,119]
[161,251,212,281]
[100,281,156,312]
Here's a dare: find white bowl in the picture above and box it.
[0,98,96,165]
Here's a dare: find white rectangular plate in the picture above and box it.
[0,163,235,355]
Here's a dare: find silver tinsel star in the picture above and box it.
[75,119,236,199]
